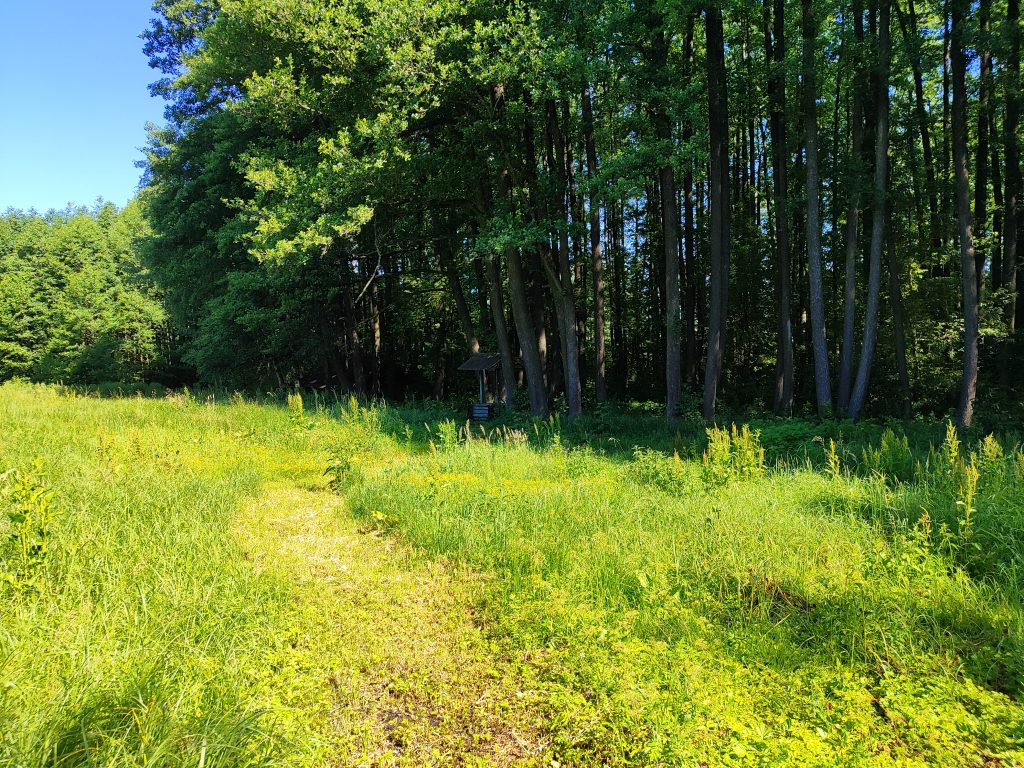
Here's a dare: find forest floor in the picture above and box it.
[2,381,1024,767]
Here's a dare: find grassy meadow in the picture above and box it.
[2,381,1024,766]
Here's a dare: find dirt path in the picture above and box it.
[234,483,546,767]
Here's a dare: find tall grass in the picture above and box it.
[330,402,1024,766]
[4,382,1024,767]
[0,383,323,766]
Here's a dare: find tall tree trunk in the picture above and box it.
[500,167,548,417]
[849,0,890,420]
[432,299,448,399]
[582,85,608,402]
[662,158,681,421]
[566,100,588,369]
[941,0,952,250]
[683,161,698,386]
[765,0,793,415]
[441,221,480,357]
[802,0,833,417]
[486,250,518,404]
[612,202,627,391]
[1002,0,1020,365]
[974,0,992,295]
[368,279,382,396]
[682,18,698,387]
[473,252,489,322]
[342,276,366,395]
[703,3,731,422]
[951,0,979,427]
[654,88,682,421]
[990,113,1003,288]
[896,0,940,251]
[477,177,518,404]
[838,0,866,412]
[543,99,583,419]
[521,98,550,390]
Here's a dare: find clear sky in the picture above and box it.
[0,1,166,212]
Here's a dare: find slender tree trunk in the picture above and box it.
[656,104,682,421]
[473,253,489,322]
[974,0,992,296]
[612,202,627,391]
[766,0,793,415]
[581,85,607,402]
[432,299,448,399]
[838,0,866,413]
[802,0,833,417]
[896,0,940,251]
[849,0,890,420]
[942,0,952,249]
[1004,0,1020,359]
[990,114,1004,288]
[342,276,366,395]
[703,3,731,422]
[476,177,518,404]
[829,40,844,358]
[566,101,588,370]
[520,98,550,391]
[683,161,698,386]
[368,280,382,396]
[544,99,583,418]
[680,19,698,389]
[500,167,548,417]
[485,251,518,404]
[951,0,979,427]
[442,222,481,357]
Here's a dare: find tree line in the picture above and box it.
[0,203,170,384]
[7,0,1021,425]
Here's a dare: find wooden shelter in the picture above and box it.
[457,352,501,420]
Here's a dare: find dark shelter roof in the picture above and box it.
[457,352,501,371]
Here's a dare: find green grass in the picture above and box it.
[0,383,314,765]
[0,383,543,766]
[3,382,1024,766]
[332,402,1024,766]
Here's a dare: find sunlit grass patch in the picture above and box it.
[329,399,1024,767]
[4,382,1023,767]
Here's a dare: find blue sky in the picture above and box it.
[0,1,166,212]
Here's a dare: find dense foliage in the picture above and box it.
[0,203,169,384]
[134,0,1022,425]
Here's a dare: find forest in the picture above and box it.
[2,0,1021,427]
[3,0,1024,765]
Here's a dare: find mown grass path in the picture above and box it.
[4,384,1024,767]
[235,483,546,767]
[0,384,546,767]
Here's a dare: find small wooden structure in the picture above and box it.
[457,352,501,420]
